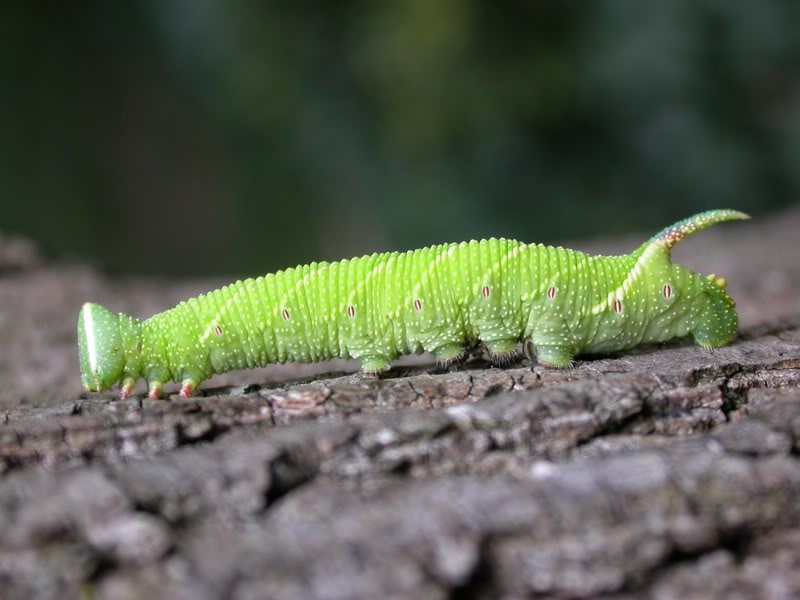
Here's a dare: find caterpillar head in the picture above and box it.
[78,302,125,392]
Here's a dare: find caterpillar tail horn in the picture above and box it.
[632,209,750,259]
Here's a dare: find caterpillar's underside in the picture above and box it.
[78,210,748,399]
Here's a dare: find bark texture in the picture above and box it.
[1,208,799,599]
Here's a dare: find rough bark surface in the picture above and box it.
[1,208,799,599]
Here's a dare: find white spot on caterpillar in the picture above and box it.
[82,303,98,373]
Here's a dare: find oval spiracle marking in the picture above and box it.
[414,299,423,311]
[547,286,557,300]
[613,299,623,314]
[214,325,223,337]
[281,308,290,321]
[662,283,673,299]
[482,286,491,299]
[347,305,356,318]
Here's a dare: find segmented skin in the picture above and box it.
[77,210,748,398]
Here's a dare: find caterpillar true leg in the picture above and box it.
[178,367,205,398]
[180,380,196,397]
[119,377,136,401]
[147,381,163,400]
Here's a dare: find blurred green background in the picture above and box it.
[1,1,798,276]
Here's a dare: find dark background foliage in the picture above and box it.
[1,1,798,276]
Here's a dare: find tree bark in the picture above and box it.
[1,208,799,599]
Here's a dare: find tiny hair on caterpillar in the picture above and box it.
[78,209,749,400]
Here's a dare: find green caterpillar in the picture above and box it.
[78,209,748,399]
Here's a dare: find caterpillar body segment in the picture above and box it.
[78,210,749,398]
